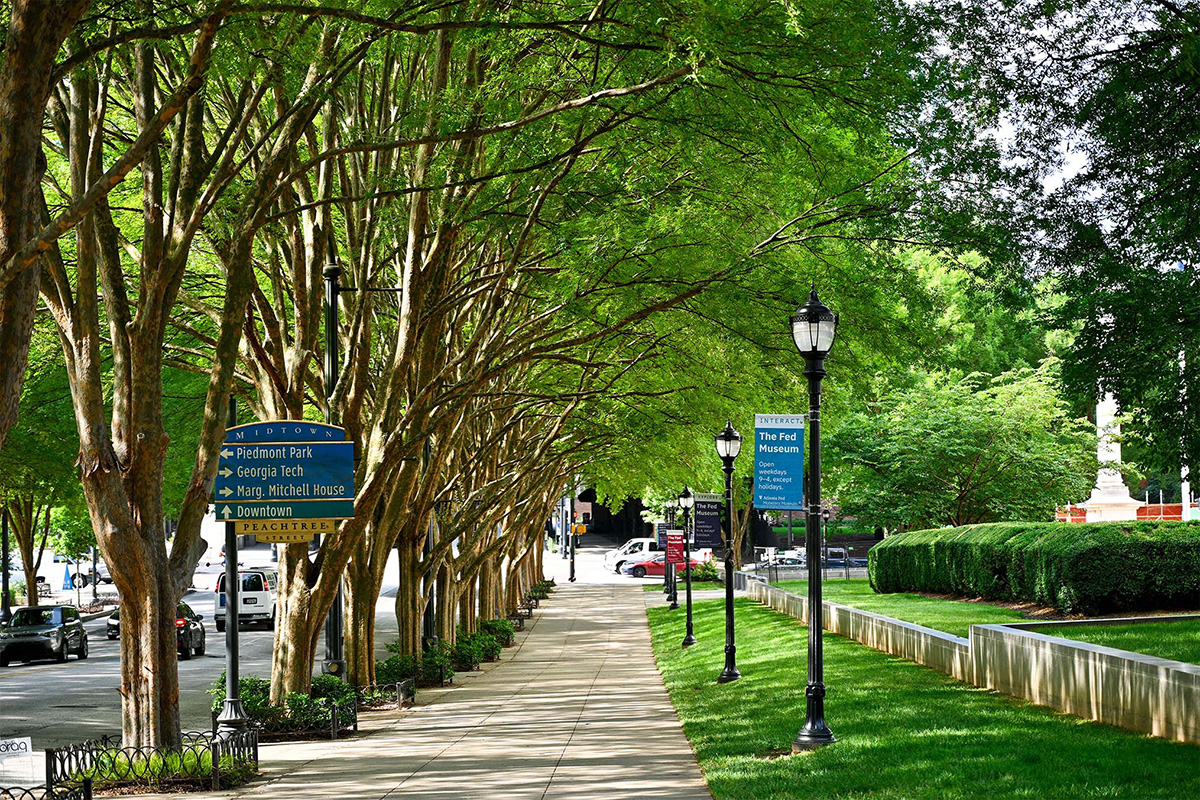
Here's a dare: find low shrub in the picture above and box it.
[378,642,454,687]
[450,629,502,670]
[868,520,1200,613]
[81,745,256,791]
[690,560,720,582]
[7,579,26,605]
[478,618,516,647]
[528,585,550,600]
[208,672,356,733]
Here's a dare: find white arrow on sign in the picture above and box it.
[218,486,233,497]
[220,505,233,519]
[220,448,233,459]
[219,467,233,478]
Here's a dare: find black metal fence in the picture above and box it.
[211,695,358,740]
[0,783,91,800]
[45,729,257,795]
[355,680,415,711]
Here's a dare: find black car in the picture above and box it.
[0,605,89,666]
[107,603,206,659]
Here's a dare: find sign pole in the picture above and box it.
[217,396,248,737]
[569,490,577,583]
[682,508,696,647]
[1,508,10,625]
[322,262,346,677]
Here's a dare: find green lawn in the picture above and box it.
[649,598,1199,800]
[1030,619,1200,665]
[643,580,724,592]
[772,578,1026,637]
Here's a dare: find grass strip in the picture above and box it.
[643,581,724,592]
[773,578,1025,637]
[649,598,1199,800]
[1028,619,1200,665]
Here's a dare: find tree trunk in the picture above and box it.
[0,1,89,452]
[478,558,498,620]
[393,537,421,655]
[117,574,182,748]
[344,559,379,686]
[270,542,322,703]
[458,577,477,631]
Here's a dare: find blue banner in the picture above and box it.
[753,414,805,511]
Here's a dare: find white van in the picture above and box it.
[603,538,663,573]
[214,569,278,631]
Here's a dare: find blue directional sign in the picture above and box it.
[753,413,805,511]
[214,422,355,520]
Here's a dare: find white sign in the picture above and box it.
[0,737,32,761]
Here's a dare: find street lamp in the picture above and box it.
[791,287,838,751]
[715,420,742,682]
[679,487,696,647]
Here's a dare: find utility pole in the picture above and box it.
[1,508,11,625]
[322,261,346,677]
[216,396,248,737]
[569,489,577,582]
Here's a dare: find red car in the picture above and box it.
[620,554,704,578]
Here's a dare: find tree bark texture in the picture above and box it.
[0,0,89,453]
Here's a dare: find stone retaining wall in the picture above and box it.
[743,577,1200,744]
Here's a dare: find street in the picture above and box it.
[0,543,400,750]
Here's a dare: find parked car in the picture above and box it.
[0,605,88,666]
[71,559,113,588]
[602,538,664,573]
[106,602,207,659]
[620,554,704,578]
[215,569,278,631]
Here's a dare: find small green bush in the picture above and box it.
[528,585,550,600]
[311,673,355,704]
[868,520,1200,613]
[691,560,720,582]
[378,642,454,686]
[478,618,516,646]
[208,671,353,731]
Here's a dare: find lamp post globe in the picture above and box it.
[715,420,742,683]
[791,287,838,752]
[679,487,697,647]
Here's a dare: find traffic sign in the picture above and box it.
[215,422,355,520]
[216,498,353,521]
[215,441,354,500]
[235,519,336,543]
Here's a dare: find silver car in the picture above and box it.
[0,605,89,666]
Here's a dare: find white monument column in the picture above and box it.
[1083,393,1143,522]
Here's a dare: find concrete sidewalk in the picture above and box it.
[164,581,711,800]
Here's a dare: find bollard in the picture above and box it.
[210,739,221,791]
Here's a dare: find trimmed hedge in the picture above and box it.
[867,521,1200,614]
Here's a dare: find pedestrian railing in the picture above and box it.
[0,783,91,800]
[45,729,257,794]
[355,680,415,711]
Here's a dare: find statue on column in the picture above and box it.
[1082,393,1143,522]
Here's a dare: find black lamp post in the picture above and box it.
[1,508,11,626]
[715,420,743,683]
[679,487,697,647]
[791,287,838,752]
